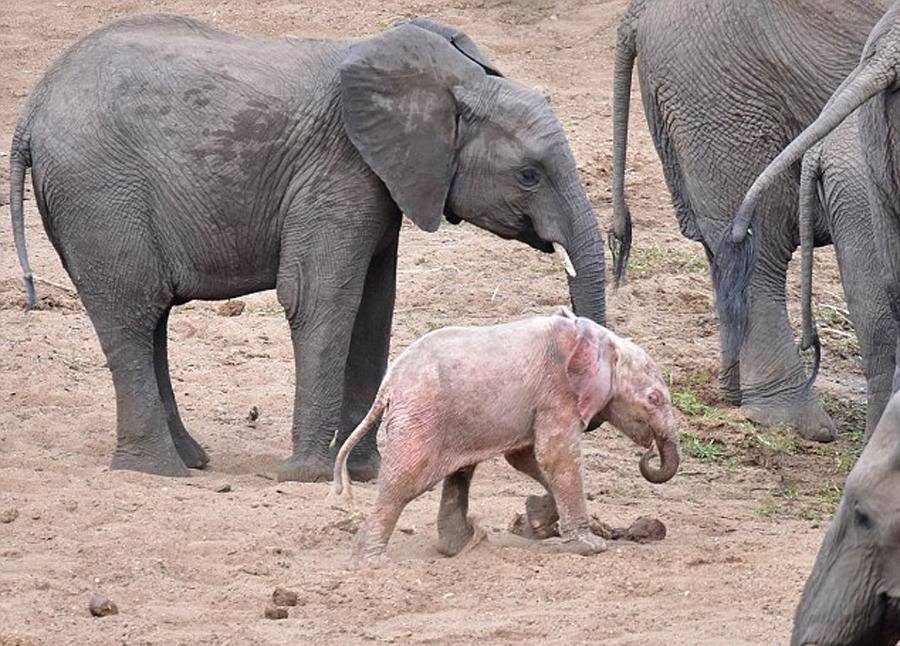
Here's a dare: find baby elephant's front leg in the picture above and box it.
[533,419,606,555]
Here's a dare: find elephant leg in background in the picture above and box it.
[435,464,477,556]
[276,211,384,483]
[504,446,560,537]
[739,242,835,442]
[153,309,209,469]
[830,222,896,440]
[334,225,400,481]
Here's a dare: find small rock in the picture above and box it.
[215,484,232,493]
[62,500,79,513]
[246,406,260,425]
[264,604,288,620]
[625,516,667,543]
[217,299,246,317]
[272,587,298,607]
[0,508,18,524]
[89,592,118,617]
[239,563,271,576]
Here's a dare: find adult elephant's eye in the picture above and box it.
[854,506,872,530]
[517,167,540,187]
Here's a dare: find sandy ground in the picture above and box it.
[0,1,871,644]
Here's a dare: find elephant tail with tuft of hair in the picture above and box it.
[712,44,898,362]
[610,0,649,286]
[10,121,36,310]
[332,375,392,501]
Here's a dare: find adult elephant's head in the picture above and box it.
[792,391,900,646]
[340,18,605,323]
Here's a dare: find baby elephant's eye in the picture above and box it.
[517,167,540,187]
[647,390,663,407]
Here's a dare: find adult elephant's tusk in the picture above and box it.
[553,243,577,278]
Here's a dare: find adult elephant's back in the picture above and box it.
[22,14,354,302]
[611,0,890,440]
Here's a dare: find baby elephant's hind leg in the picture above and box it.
[436,465,477,556]
[505,447,559,538]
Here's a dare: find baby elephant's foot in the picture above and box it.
[525,494,559,539]
[437,518,486,557]
[545,531,607,556]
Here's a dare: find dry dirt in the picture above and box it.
[0,1,870,644]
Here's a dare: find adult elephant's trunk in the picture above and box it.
[562,184,607,326]
[713,58,895,361]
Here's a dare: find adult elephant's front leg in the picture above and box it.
[334,230,399,481]
[276,245,371,483]
[740,247,835,442]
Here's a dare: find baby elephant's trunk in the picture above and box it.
[638,433,680,484]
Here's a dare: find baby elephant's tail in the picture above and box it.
[332,380,390,502]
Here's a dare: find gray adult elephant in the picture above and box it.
[729,1,900,417]
[9,15,606,481]
[798,112,896,438]
[612,0,891,441]
[791,390,900,646]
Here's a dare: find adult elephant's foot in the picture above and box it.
[277,453,333,482]
[170,426,209,469]
[111,434,190,477]
[347,451,380,482]
[742,397,837,443]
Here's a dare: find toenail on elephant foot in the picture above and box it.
[111,439,190,477]
[277,454,333,482]
[742,398,837,443]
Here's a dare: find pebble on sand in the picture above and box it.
[272,587,299,607]
[265,604,288,620]
[89,593,119,617]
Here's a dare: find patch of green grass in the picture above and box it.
[627,243,708,278]
[530,263,558,275]
[681,433,727,464]
[754,502,779,517]
[775,485,799,500]
[818,482,844,513]
[672,389,714,417]
[750,425,798,455]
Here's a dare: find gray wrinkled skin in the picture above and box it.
[612,0,891,442]
[792,391,900,646]
[798,112,896,439]
[8,15,606,481]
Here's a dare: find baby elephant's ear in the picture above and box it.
[566,319,613,425]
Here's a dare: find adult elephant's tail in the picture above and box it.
[10,126,36,309]
[798,148,823,393]
[712,55,896,360]
[609,1,644,286]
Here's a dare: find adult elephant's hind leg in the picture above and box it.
[436,465,477,556]
[740,237,835,442]
[82,298,187,477]
[336,228,399,482]
[153,309,209,469]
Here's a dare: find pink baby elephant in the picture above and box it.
[333,307,680,561]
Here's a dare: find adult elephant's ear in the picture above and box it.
[399,18,503,77]
[340,23,485,232]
